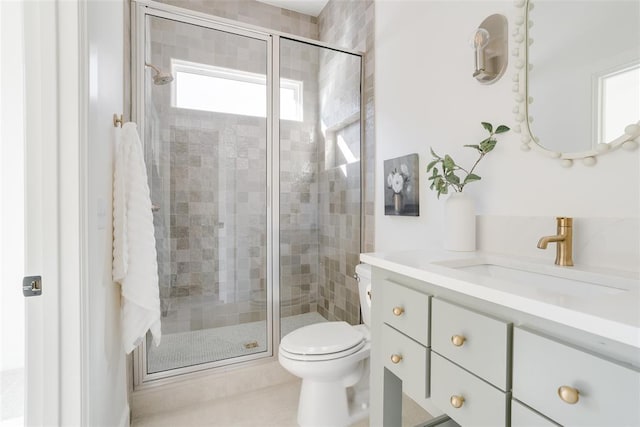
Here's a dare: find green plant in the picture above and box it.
[427,122,510,198]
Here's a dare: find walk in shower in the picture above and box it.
[132,1,362,385]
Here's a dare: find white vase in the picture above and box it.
[444,192,476,251]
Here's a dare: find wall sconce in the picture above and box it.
[469,14,508,84]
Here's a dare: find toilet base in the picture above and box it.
[297,380,369,427]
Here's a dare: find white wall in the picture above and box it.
[86,1,129,426]
[374,0,640,253]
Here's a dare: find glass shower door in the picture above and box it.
[141,14,271,378]
[278,38,362,335]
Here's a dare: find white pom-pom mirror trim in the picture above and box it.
[514,0,638,168]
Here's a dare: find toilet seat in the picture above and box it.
[280,321,365,361]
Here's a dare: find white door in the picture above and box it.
[2,1,125,425]
[22,1,63,424]
[1,1,79,425]
[1,0,56,425]
[0,1,47,425]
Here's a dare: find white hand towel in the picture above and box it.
[113,122,161,354]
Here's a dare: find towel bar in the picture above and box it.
[113,114,124,128]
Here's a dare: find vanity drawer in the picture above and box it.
[382,324,430,402]
[381,280,430,346]
[513,328,640,427]
[431,298,511,390]
[431,351,508,427]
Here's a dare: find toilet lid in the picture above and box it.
[280,321,364,356]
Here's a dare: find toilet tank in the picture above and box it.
[355,263,372,327]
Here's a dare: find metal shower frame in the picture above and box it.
[131,0,364,389]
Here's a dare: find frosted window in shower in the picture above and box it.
[172,60,303,121]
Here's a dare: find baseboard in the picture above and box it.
[118,404,131,427]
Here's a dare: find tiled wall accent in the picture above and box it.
[147,12,322,334]
[316,47,363,324]
[157,0,318,39]
[138,0,374,335]
[317,163,362,324]
[278,39,321,319]
[319,0,375,254]
[318,0,375,323]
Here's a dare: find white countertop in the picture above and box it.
[360,249,640,349]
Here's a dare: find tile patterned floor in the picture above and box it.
[148,312,327,373]
[131,378,432,427]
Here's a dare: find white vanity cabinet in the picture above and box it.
[380,280,431,405]
[431,298,511,391]
[382,324,429,405]
[381,279,430,347]
[367,263,640,427]
[430,299,512,427]
[431,352,509,426]
[512,327,640,427]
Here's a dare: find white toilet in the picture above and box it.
[278,263,372,427]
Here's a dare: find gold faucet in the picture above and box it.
[537,217,574,266]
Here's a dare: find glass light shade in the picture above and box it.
[470,28,491,77]
[470,28,490,49]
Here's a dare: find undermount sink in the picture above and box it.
[436,257,635,297]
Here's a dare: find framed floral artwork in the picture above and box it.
[384,153,419,216]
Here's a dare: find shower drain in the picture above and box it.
[244,341,259,349]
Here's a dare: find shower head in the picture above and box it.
[145,62,174,85]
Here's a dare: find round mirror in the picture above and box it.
[512,0,640,167]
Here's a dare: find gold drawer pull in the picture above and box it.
[392,306,404,316]
[558,385,580,404]
[451,335,466,347]
[450,395,465,408]
[390,354,403,364]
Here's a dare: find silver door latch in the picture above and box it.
[23,276,42,297]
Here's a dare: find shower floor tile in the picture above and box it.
[148,312,327,373]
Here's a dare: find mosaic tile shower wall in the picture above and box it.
[279,39,321,319]
[147,15,322,333]
[147,16,270,334]
[153,0,319,326]
[316,47,362,324]
[318,0,375,323]
[140,0,374,337]
[319,0,375,254]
